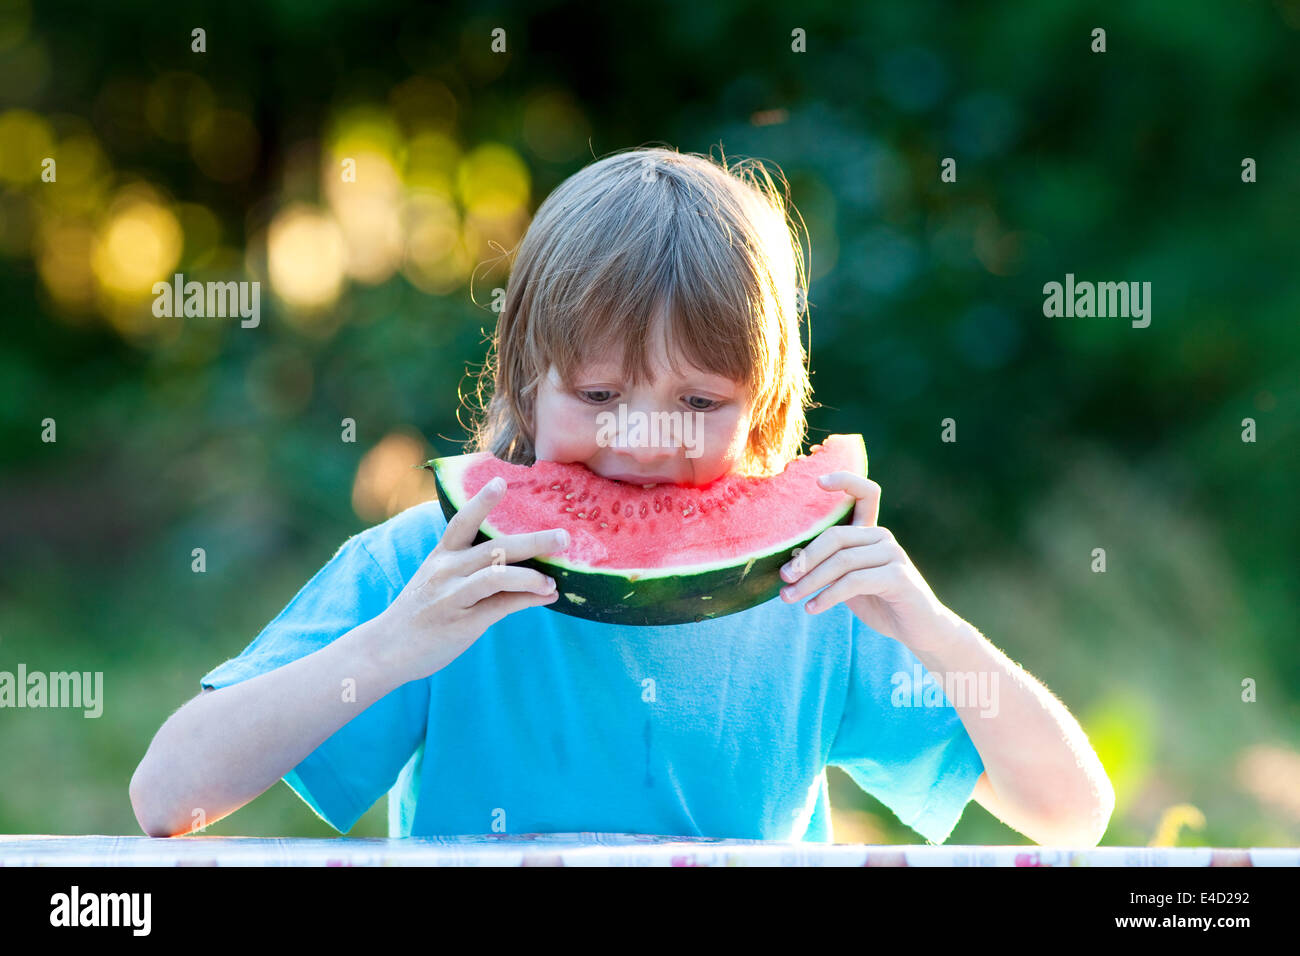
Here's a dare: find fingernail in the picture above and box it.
[554,530,569,547]
[489,477,504,492]
[545,576,556,589]
[817,474,829,485]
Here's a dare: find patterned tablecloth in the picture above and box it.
[1,834,1296,866]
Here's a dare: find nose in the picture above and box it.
[605,400,690,466]
[618,443,679,469]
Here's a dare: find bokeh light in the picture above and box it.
[402,189,469,295]
[327,105,405,171]
[325,149,405,284]
[0,109,54,184]
[174,202,222,269]
[145,71,215,144]
[403,128,460,194]
[521,88,591,162]
[0,189,35,257]
[265,202,347,312]
[190,109,261,183]
[351,429,439,523]
[37,129,110,217]
[456,142,529,218]
[388,74,458,133]
[90,186,183,299]
[35,216,96,313]
[1237,744,1300,823]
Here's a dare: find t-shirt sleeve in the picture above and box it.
[827,614,985,844]
[199,529,430,835]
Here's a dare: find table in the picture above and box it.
[2,835,1296,866]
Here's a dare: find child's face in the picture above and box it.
[531,332,753,488]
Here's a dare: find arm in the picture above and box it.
[130,485,565,838]
[129,615,399,837]
[915,615,1115,847]
[779,473,1113,847]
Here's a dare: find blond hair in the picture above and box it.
[463,145,818,478]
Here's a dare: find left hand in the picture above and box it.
[778,471,958,653]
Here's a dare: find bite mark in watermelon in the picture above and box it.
[423,433,868,626]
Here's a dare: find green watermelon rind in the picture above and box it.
[426,438,866,627]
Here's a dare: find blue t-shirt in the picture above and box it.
[200,500,984,843]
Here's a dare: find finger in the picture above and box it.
[780,540,891,605]
[803,566,895,615]
[440,477,508,552]
[456,564,556,608]
[469,585,561,625]
[781,525,887,585]
[818,472,880,527]
[460,527,570,574]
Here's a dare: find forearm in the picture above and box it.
[129,615,400,837]
[909,613,1114,845]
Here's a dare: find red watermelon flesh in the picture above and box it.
[443,434,863,573]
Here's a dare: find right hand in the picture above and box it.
[371,477,567,684]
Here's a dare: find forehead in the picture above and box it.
[576,323,738,387]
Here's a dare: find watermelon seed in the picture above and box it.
[589,506,601,520]
[638,502,648,518]
[564,492,575,499]
[577,512,586,518]
[551,483,561,490]
[564,506,574,512]
[600,522,608,528]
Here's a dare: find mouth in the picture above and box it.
[601,473,679,487]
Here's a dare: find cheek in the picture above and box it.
[691,410,749,472]
[718,409,752,456]
[534,398,598,458]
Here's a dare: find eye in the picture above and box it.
[685,396,721,411]
[578,389,615,404]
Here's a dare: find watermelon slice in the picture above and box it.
[423,433,867,626]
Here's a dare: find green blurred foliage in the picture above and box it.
[1,0,1297,845]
